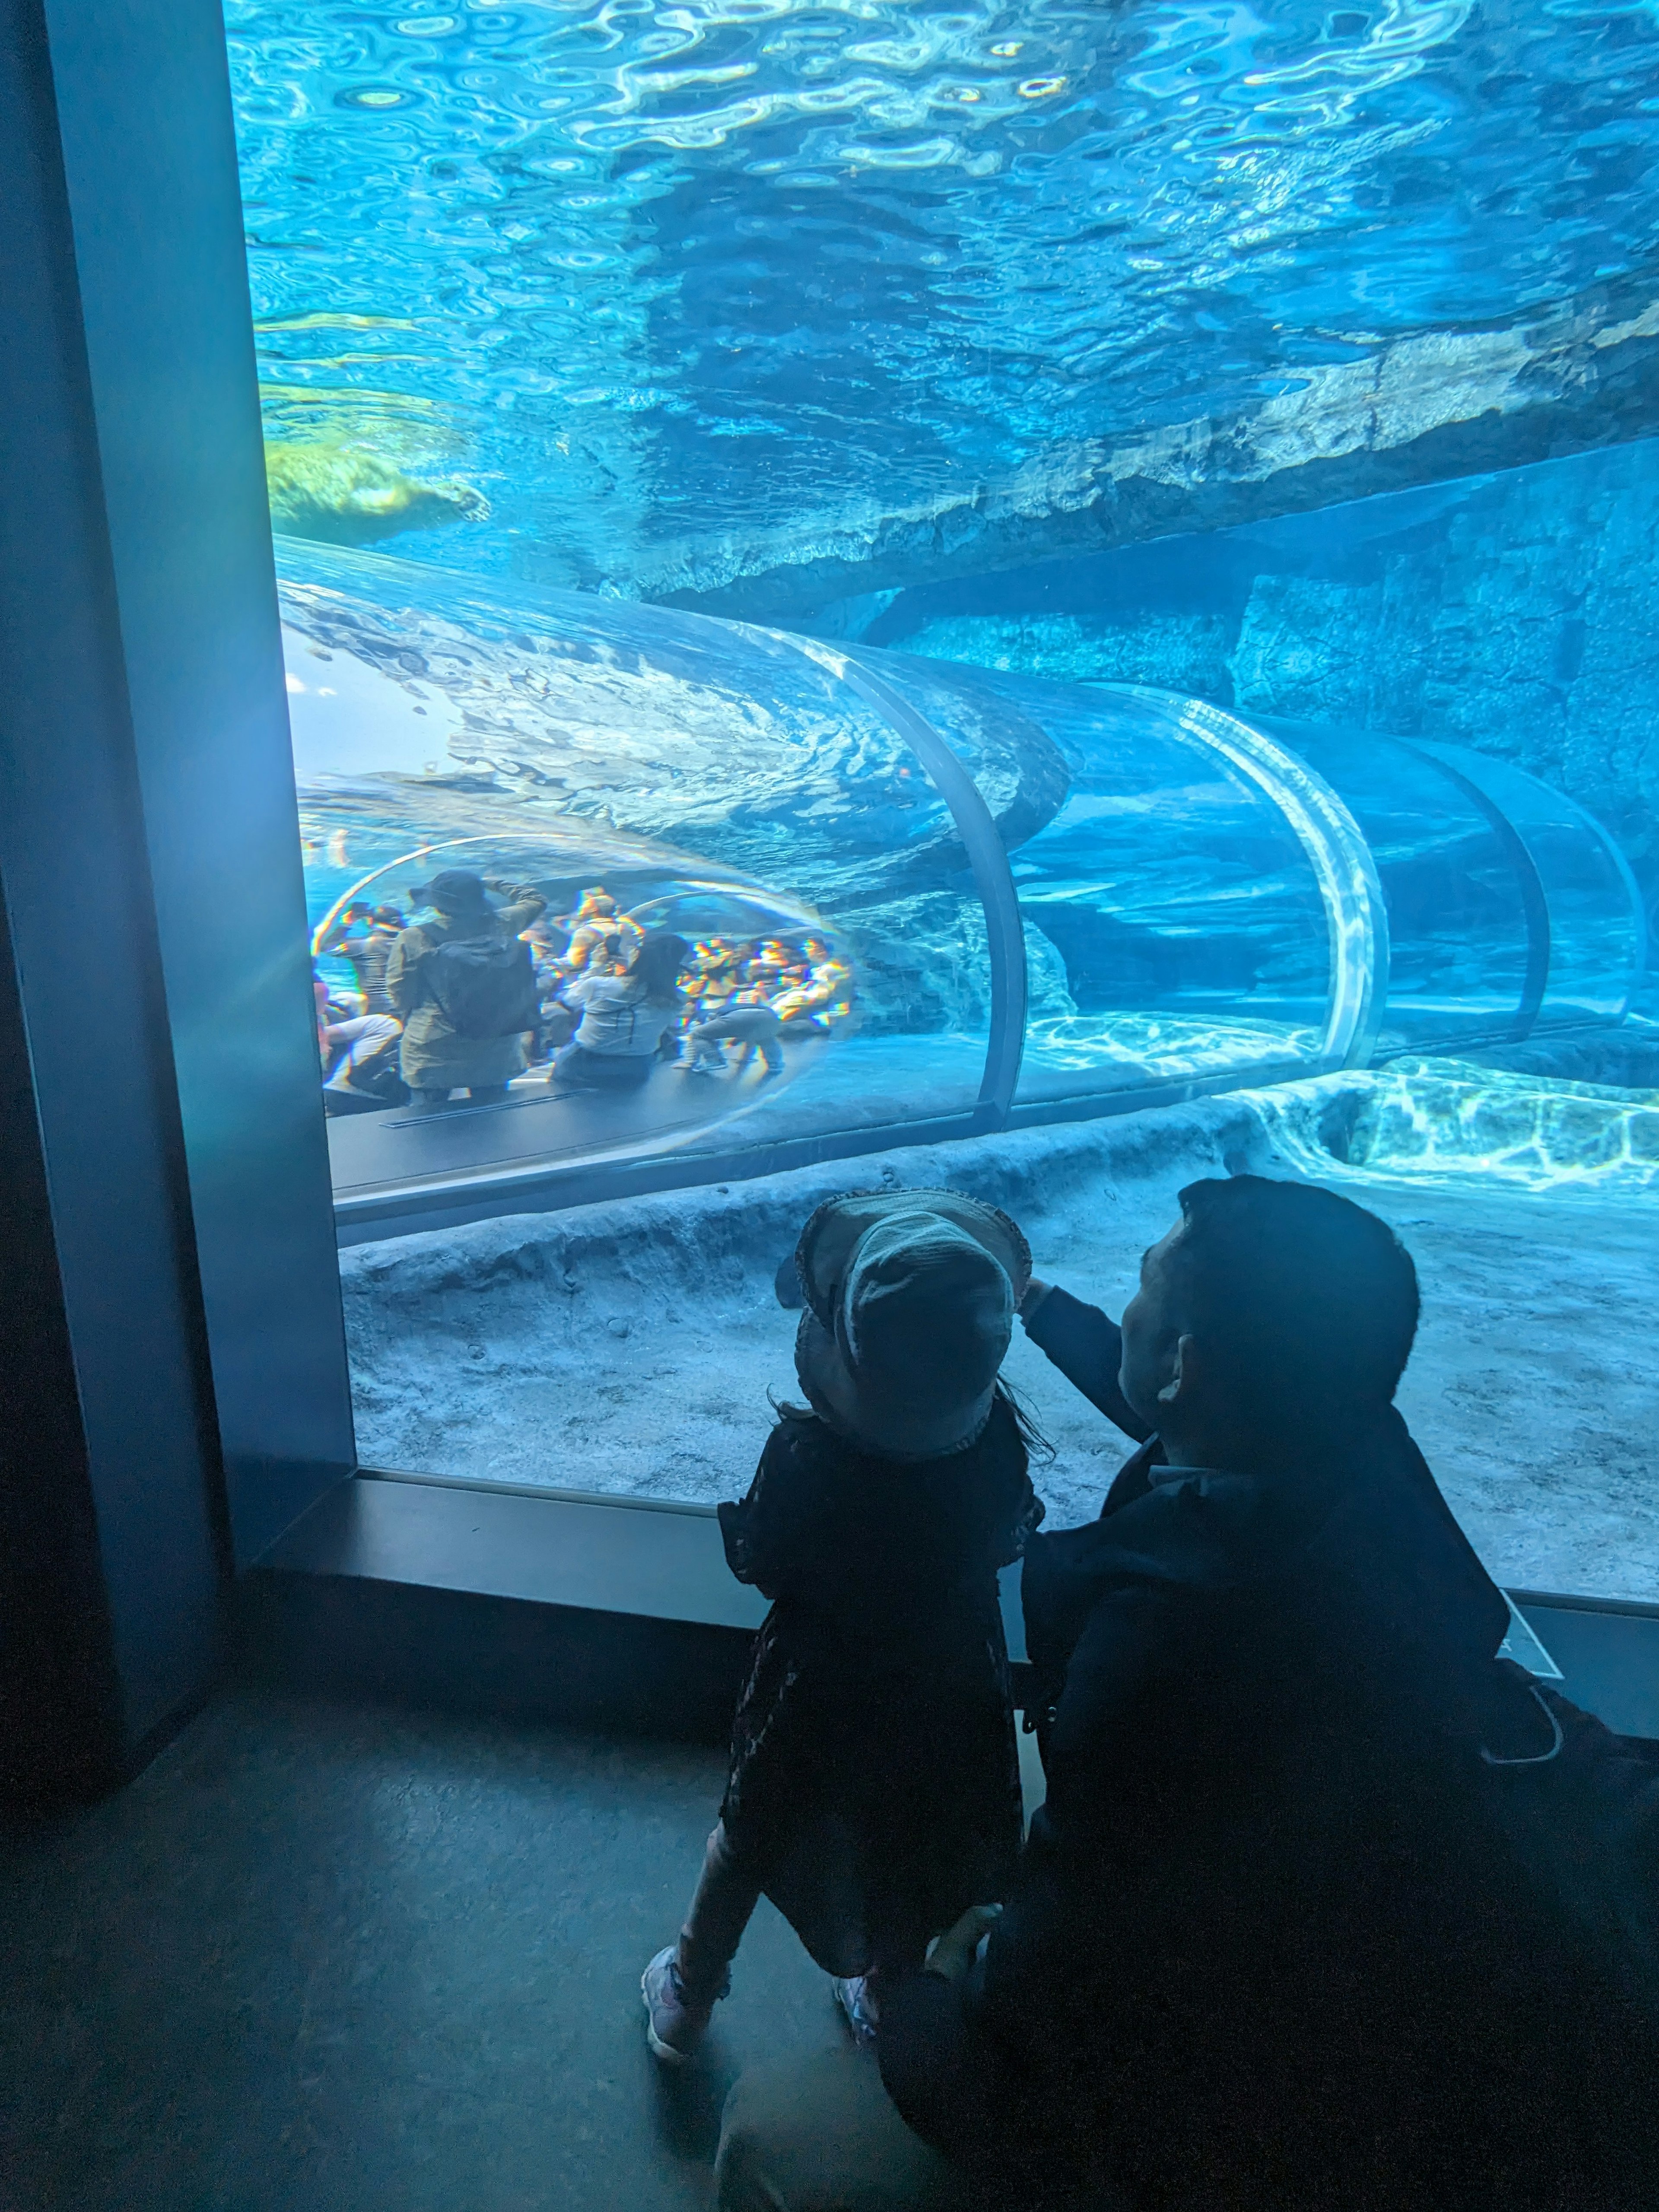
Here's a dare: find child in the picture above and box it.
[641,1188,1044,2061]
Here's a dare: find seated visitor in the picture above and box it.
[717,1176,1659,2212]
[521,911,570,979]
[743,950,787,995]
[534,980,579,1058]
[681,944,718,1004]
[771,941,852,1028]
[642,1190,1044,2064]
[553,930,689,1089]
[314,971,404,1112]
[384,869,546,1109]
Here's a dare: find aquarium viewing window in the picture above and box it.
[127,0,1653,1633]
[289,543,1642,1239]
[14,0,1659,1794]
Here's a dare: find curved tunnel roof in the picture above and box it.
[283,542,1645,1239]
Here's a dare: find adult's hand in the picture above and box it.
[924,1904,1002,1985]
[1018,1278,1053,1322]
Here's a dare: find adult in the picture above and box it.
[385,870,546,1108]
[554,931,688,1090]
[356,904,406,1014]
[719,1176,1659,2211]
[557,887,643,978]
[771,939,852,1027]
[314,972,404,1114]
[319,901,374,996]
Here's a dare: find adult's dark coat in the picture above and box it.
[880,1292,1659,2211]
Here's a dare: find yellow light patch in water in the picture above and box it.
[256,313,420,333]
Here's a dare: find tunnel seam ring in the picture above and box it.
[1411,739,1648,1034]
[770,630,1030,1125]
[1402,741,1552,1046]
[1142,693,1388,1075]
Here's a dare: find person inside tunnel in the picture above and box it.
[553,929,692,1090]
[358,905,408,1015]
[315,968,404,1114]
[684,998,786,1077]
[556,887,644,979]
[318,901,375,996]
[385,869,547,1109]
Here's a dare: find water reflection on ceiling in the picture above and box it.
[227,0,1659,589]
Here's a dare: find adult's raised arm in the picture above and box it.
[1020,1282,1153,1442]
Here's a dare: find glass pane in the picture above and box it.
[1416,745,1643,1033]
[219,2,1656,1593]
[285,542,991,1226]
[1273,726,1535,1056]
[872,662,1337,1105]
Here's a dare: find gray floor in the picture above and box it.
[0,1692,844,2212]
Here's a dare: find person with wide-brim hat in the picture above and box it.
[641,1186,1045,2069]
[791,1187,1032,1460]
[383,869,547,1106]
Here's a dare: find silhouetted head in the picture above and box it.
[1118,1175,1419,1466]
[627,931,690,1004]
[414,868,491,915]
[371,904,404,928]
[792,1189,1030,1459]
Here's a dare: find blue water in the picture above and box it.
[226,0,1659,591]
[233,6,1659,1592]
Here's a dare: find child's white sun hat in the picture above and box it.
[791,1188,1031,1461]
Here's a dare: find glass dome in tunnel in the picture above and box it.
[852,659,1377,1112]
[281,543,1644,1234]
[286,543,1001,1224]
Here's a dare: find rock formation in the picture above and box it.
[267,442,488,547]
[638,284,1659,626]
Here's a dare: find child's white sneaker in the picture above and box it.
[641,1945,722,2064]
[831,1973,879,2048]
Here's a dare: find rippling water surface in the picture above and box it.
[227,0,1659,591]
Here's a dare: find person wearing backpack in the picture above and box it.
[385,869,547,1107]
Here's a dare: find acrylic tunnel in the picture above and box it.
[283,543,1646,1240]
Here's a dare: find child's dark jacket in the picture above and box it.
[716,1397,1043,1977]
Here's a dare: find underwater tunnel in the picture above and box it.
[286,544,1646,1242]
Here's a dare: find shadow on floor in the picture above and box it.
[0,1691,845,2212]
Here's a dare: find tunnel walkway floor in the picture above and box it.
[0,1688,845,2212]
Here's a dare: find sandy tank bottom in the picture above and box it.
[340,1063,1659,1606]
